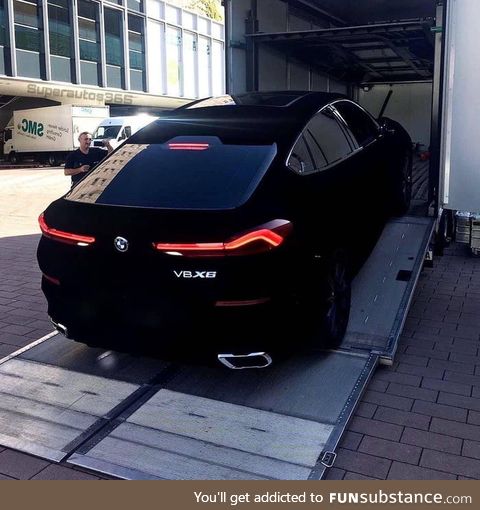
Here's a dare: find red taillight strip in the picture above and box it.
[224,229,283,250]
[38,213,95,246]
[168,143,210,151]
[153,220,291,256]
[153,230,284,254]
[153,241,224,252]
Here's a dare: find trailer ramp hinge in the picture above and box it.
[320,451,337,468]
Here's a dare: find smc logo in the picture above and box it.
[174,271,217,279]
[20,119,44,137]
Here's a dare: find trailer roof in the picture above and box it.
[292,0,437,26]
[247,20,435,84]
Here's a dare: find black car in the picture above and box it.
[37,92,412,368]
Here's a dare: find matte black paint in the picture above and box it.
[37,92,412,355]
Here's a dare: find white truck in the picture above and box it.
[91,115,157,150]
[3,105,109,166]
[439,0,480,254]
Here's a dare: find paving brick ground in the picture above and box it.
[328,242,480,480]
[0,169,103,479]
[1,169,480,480]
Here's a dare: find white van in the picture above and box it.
[91,115,156,150]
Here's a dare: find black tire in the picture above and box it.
[391,150,412,216]
[47,153,57,166]
[301,250,351,350]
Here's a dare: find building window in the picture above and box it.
[166,25,181,96]
[105,8,124,89]
[211,39,224,96]
[0,0,8,75]
[198,35,210,97]
[14,0,44,79]
[48,0,72,82]
[127,0,143,13]
[15,0,41,51]
[128,14,145,91]
[48,0,70,57]
[182,31,196,98]
[77,0,100,86]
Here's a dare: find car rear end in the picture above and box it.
[38,121,300,355]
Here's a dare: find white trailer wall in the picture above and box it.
[440,0,480,212]
[359,83,432,148]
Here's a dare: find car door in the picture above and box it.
[331,100,387,216]
[287,106,357,252]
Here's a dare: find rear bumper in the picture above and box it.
[42,275,295,354]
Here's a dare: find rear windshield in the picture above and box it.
[65,140,277,210]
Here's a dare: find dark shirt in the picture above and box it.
[65,147,107,185]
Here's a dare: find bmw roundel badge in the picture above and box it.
[114,236,129,252]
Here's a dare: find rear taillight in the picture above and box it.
[38,213,95,247]
[153,219,292,257]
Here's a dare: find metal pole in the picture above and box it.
[42,0,51,81]
[6,0,17,76]
[99,1,107,88]
[428,0,447,215]
[72,0,81,84]
[223,0,232,93]
[245,0,258,91]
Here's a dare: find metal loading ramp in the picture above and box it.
[68,351,377,480]
[0,356,140,462]
[0,215,433,479]
[344,216,435,361]
[0,335,170,462]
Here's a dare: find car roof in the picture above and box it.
[133,91,345,146]
[179,91,343,109]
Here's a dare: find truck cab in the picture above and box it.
[91,115,156,150]
[3,126,14,161]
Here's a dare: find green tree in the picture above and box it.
[188,0,223,22]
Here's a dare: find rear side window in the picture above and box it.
[65,140,277,210]
[333,101,379,147]
[307,109,353,165]
[304,129,328,169]
[288,135,315,174]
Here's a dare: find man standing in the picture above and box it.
[64,131,113,187]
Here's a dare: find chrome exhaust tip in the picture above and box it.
[50,319,69,338]
[217,352,272,370]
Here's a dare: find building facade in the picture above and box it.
[0,0,225,109]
